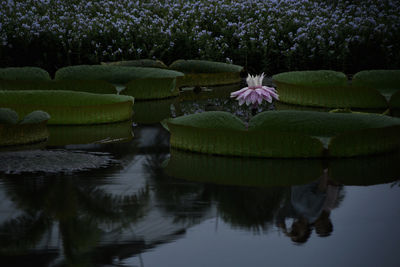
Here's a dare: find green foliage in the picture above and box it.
[101,59,168,69]
[0,67,51,81]
[0,108,19,124]
[169,60,243,74]
[20,111,51,124]
[55,65,184,84]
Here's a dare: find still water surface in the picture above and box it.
[0,85,399,267]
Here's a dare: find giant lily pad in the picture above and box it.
[164,110,400,158]
[272,70,389,109]
[352,70,400,101]
[0,80,117,94]
[55,65,184,98]
[0,108,50,146]
[169,60,243,87]
[0,90,134,125]
[101,59,168,69]
[0,67,51,81]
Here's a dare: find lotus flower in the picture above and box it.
[231,73,279,106]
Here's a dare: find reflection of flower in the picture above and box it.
[231,73,279,106]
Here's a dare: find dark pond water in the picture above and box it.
[0,85,399,267]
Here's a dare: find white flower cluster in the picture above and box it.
[0,0,399,69]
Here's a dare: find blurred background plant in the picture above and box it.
[0,0,399,76]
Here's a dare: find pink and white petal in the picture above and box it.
[230,87,248,97]
[257,96,263,105]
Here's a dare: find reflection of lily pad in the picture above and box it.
[170,60,243,87]
[133,98,177,124]
[0,150,115,174]
[0,108,50,146]
[164,110,400,157]
[272,70,389,109]
[0,90,134,125]
[164,149,321,187]
[47,120,133,146]
[165,149,400,187]
[329,151,400,185]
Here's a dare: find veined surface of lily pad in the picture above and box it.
[165,110,400,158]
[0,67,51,81]
[0,150,115,174]
[272,70,388,109]
[170,60,243,87]
[0,90,134,125]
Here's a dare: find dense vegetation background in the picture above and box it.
[1,0,399,76]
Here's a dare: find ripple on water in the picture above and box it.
[0,149,117,174]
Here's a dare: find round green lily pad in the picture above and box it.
[0,67,51,81]
[170,60,243,87]
[0,90,134,125]
[165,110,400,158]
[272,70,388,109]
[101,59,168,69]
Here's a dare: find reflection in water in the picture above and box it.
[0,172,149,266]
[276,170,344,243]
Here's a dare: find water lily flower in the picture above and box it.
[231,73,279,106]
